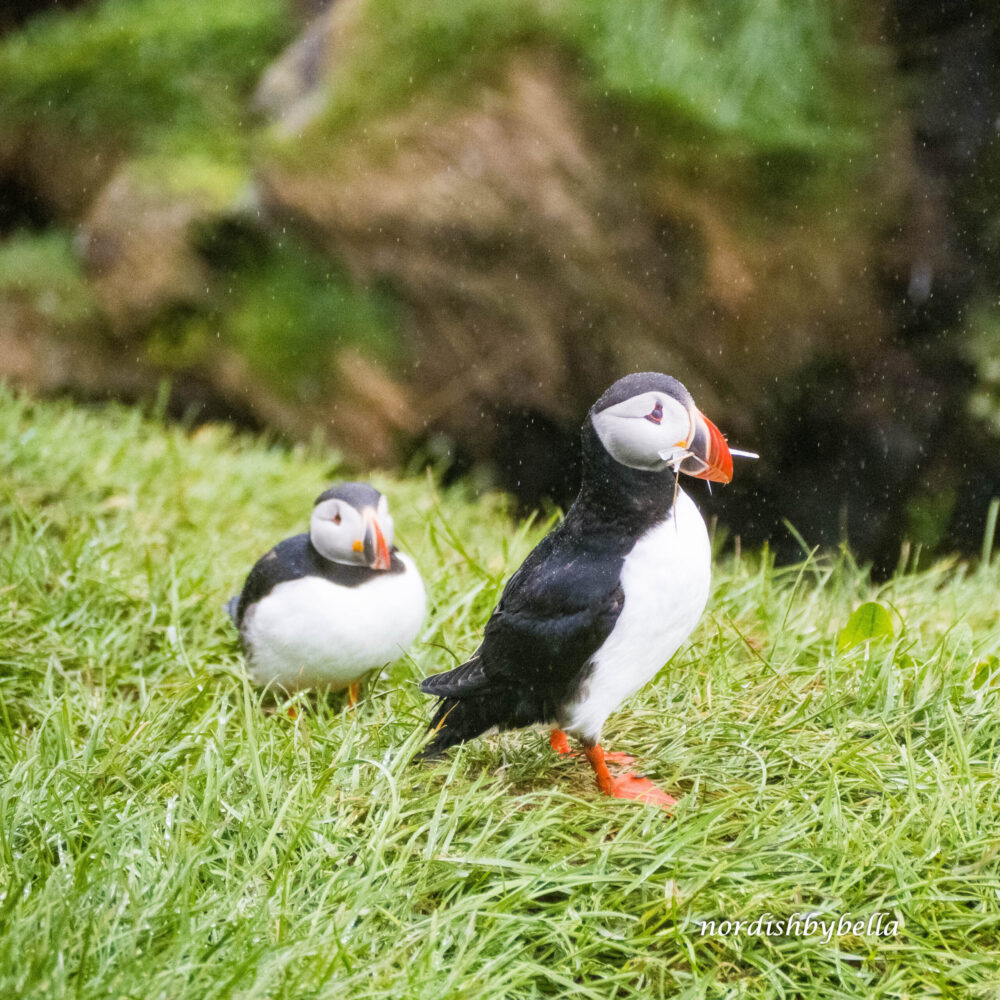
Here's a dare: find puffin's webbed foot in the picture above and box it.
[583,744,677,812]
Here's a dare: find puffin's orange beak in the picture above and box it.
[680,410,733,484]
[363,510,391,570]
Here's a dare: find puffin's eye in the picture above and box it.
[332,513,342,525]
[645,400,663,425]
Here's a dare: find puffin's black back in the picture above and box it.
[421,399,680,752]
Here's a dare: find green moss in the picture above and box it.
[0,0,294,155]
[130,153,250,207]
[143,309,216,371]
[145,226,400,401]
[144,230,400,399]
[0,229,96,325]
[310,0,879,163]
[224,237,398,398]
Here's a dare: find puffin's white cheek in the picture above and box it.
[311,519,351,562]
[310,520,333,552]
[597,417,672,470]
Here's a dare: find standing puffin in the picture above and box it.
[420,373,739,808]
[227,483,425,700]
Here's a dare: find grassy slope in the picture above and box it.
[0,0,291,153]
[2,387,999,999]
[306,0,878,179]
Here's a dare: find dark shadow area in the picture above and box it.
[0,0,89,36]
[0,169,56,234]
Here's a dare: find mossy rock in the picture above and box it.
[259,2,894,477]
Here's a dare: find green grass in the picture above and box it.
[309,0,879,167]
[0,0,878,166]
[0,0,293,158]
[2,386,1000,998]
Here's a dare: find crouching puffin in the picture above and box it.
[227,483,426,700]
[420,372,744,809]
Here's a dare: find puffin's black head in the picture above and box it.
[589,372,733,483]
[310,482,394,569]
[314,482,383,509]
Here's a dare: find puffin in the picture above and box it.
[420,372,744,809]
[226,482,426,700]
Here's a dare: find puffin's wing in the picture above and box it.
[421,532,625,745]
[232,534,313,625]
[481,554,624,687]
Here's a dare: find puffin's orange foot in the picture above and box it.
[584,744,676,812]
[549,729,577,756]
[347,682,360,708]
[606,772,677,811]
[550,731,636,766]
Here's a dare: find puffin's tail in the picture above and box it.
[224,596,240,626]
[423,694,501,756]
[420,655,494,756]
[420,654,486,698]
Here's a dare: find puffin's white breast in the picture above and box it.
[559,489,711,743]
[243,553,426,692]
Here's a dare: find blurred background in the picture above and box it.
[1,0,998,571]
